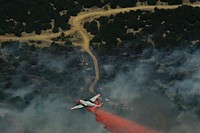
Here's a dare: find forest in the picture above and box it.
[84,5,200,55]
[1,0,199,36]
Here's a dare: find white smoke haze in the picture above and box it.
[1,41,200,133]
[103,62,153,103]
[5,85,36,98]
[37,52,80,73]
[0,42,108,133]
[38,53,67,73]
[168,50,200,97]
[0,95,107,133]
[169,112,200,133]
[101,48,200,132]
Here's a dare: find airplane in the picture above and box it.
[70,94,103,110]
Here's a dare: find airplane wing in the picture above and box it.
[70,105,84,110]
[90,94,101,102]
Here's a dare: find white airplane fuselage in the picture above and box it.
[70,94,102,110]
[77,99,97,107]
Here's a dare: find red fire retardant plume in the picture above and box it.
[87,108,162,133]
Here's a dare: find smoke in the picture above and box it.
[5,85,36,98]
[168,112,200,133]
[37,52,80,73]
[1,41,200,133]
[103,62,154,103]
[0,42,107,133]
[100,48,200,132]
[166,50,200,97]
[0,96,107,133]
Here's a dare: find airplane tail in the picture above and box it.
[97,102,103,108]
[99,102,103,107]
[94,98,99,105]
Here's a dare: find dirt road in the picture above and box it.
[1,3,200,93]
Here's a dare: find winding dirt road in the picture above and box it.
[1,3,200,93]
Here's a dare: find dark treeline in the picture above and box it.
[0,0,75,36]
[1,0,198,36]
[84,5,200,55]
[140,0,200,5]
[0,0,136,37]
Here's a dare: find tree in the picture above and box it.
[42,23,52,30]
[147,0,157,5]
[25,23,34,33]
[60,23,70,31]
[118,0,137,7]
[52,27,59,33]
[98,16,109,25]
[169,0,182,5]
[160,0,169,2]
[84,21,98,35]
[35,30,41,35]
[65,40,73,51]
[139,0,147,2]
[14,31,22,37]
[0,28,5,35]
[189,0,197,3]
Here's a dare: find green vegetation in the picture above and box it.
[0,0,77,36]
[84,6,200,55]
[1,0,197,36]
